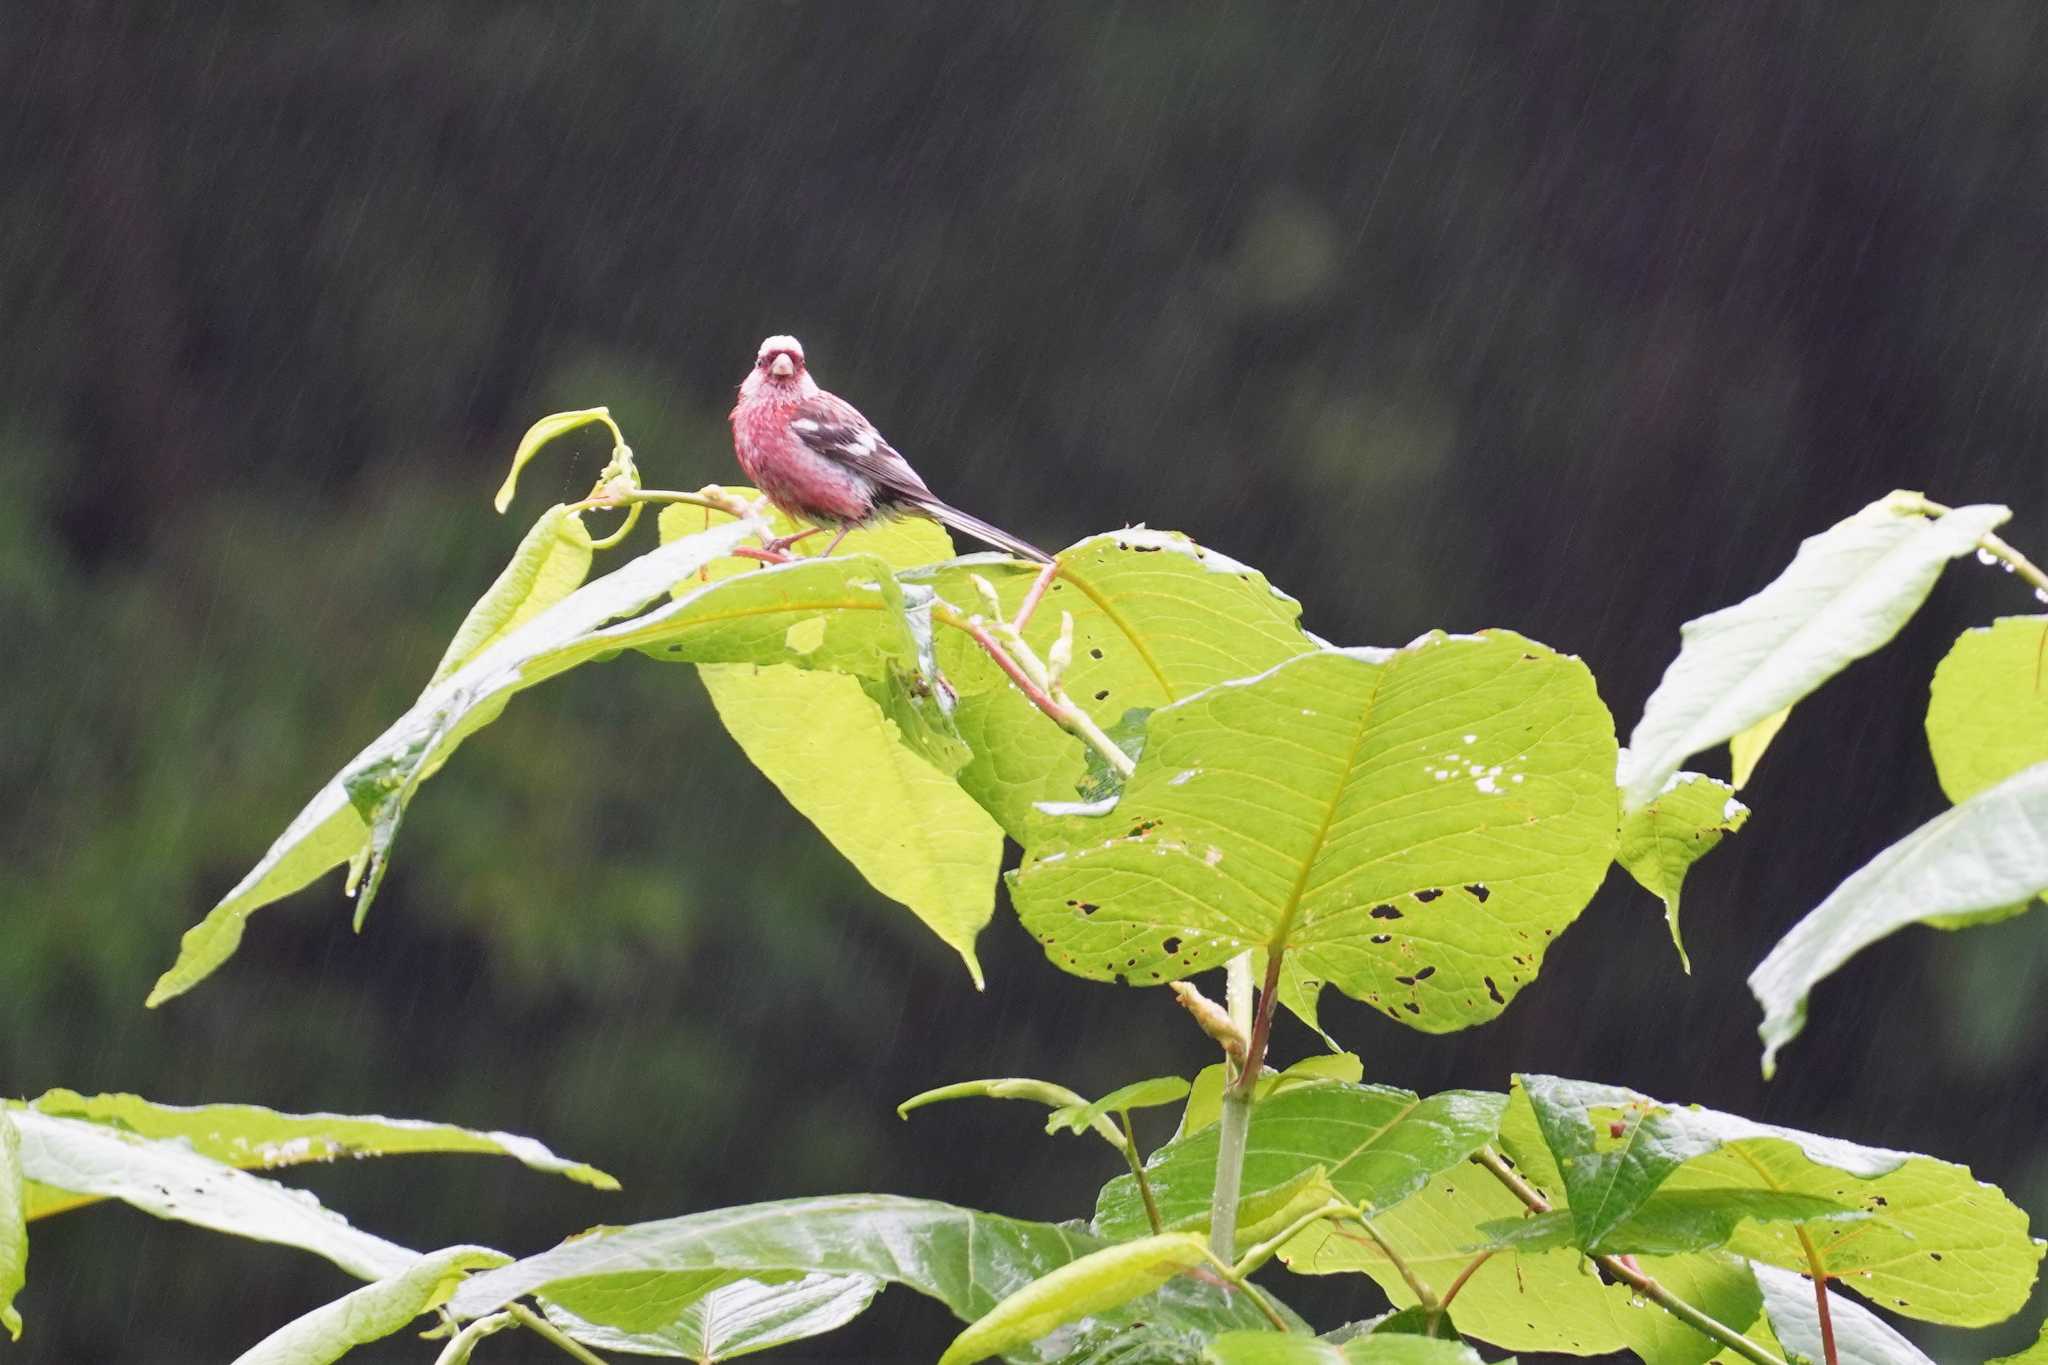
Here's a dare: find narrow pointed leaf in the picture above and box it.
[493,407,619,513]
[0,1113,22,1341]
[1518,1075,2043,1325]
[1046,1077,1191,1136]
[12,1111,415,1280]
[447,1196,1289,1354]
[1751,758,2048,1076]
[908,530,1316,840]
[1617,772,1748,971]
[15,1091,614,1221]
[938,1232,1211,1365]
[429,504,594,685]
[1012,633,1618,1033]
[899,1078,1093,1120]
[1729,706,1791,791]
[540,1270,880,1361]
[1926,615,2048,803]
[1620,497,2009,811]
[231,1245,509,1365]
[1753,1262,1936,1365]
[1095,1085,1505,1243]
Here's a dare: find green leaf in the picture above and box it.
[899,1078,1091,1119]
[702,663,1002,985]
[1990,1320,2048,1365]
[0,1113,22,1341]
[1619,496,2010,811]
[429,504,595,686]
[1752,1262,1936,1365]
[539,1270,880,1361]
[1095,1085,1505,1244]
[909,530,1316,840]
[1926,615,2048,803]
[1473,1189,1862,1257]
[1177,1055,1365,1140]
[1618,772,1749,972]
[446,1196,1291,1355]
[230,1245,510,1365]
[1729,705,1792,791]
[1011,633,1619,1034]
[1203,1331,1491,1363]
[493,407,621,513]
[1047,1077,1192,1136]
[1518,1075,2044,1325]
[1750,758,2048,1077]
[938,1232,1212,1365]
[15,1090,615,1221]
[10,1110,415,1281]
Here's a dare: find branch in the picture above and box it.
[508,1302,612,1365]
[1472,1148,1789,1365]
[1912,494,2048,598]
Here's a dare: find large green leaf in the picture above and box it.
[1011,633,1618,1032]
[1095,1085,1505,1243]
[1474,1190,1860,1258]
[1619,496,2009,811]
[1926,615,2048,803]
[428,503,594,686]
[1752,1263,1936,1365]
[11,1110,415,1281]
[1518,1075,2043,1326]
[1617,772,1748,971]
[1204,1334,1490,1364]
[0,1113,22,1341]
[540,1270,880,1361]
[908,530,1316,839]
[448,1196,1288,1357]
[14,1090,615,1220]
[1750,758,2048,1076]
[703,662,1002,984]
[939,1233,1213,1365]
[230,1245,510,1365]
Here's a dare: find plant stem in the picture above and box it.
[432,1311,516,1364]
[509,1302,612,1365]
[1913,495,2048,596]
[941,607,1137,780]
[1232,1199,1356,1280]
[1226,953,1254,1043]
[1797,1227,1840,1365]
[1011,559,1061,633]
[1208,951,1285,1263]
[1192,1244,1293,1334]
[1437,1249,1494,1314]
[1119,1110,1166,1235]
[1340,1216,1438,1312]
[1471,1148,1789,1365]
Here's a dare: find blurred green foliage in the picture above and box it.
[4,2,2046,1358]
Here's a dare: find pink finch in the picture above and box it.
[729,335,1053,563]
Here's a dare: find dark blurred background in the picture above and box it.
[4,3,2046,1360]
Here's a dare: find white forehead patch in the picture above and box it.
[757,334,805,361]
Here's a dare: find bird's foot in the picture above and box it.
[759,528,823,556]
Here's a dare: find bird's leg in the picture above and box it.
[760,527,823,555]
[820,527,853,558]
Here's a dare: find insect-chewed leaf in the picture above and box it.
[1010,633,1618,1033]
[230,1245,510,1365]
[908,530,1316,840]
[1617,772,1748,972]
[1094,1084,1504,1244]
[1619,495,2008,811]
[1753,1262,1938,1365]
[1517,1075,2043,1325]
[1926,615,2048,804]
[1750,758,2048,1077]
[539,1270,881,1362]
[447,1195,1290,1359]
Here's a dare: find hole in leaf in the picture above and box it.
[1162,936,1182,956]
[1094,689,1110,701]
[1465,884,1490,902]
[1370,904,1402,920]
[1403,1001,1421,1014]
[1415,888,1443,903]
[1396,974,1416,986]
[1089,648,1104,659]
[1414,965,1435,979]
[1370,933,1391,944]
[1485,976,1505,1005]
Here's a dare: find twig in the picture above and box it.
[1797,1227,1840,1365]
[1470,1148,1789,1365]
[508,1302,612,1365]
[1010,559,1061,633]
[1437,1249,1494,1315]
[1913,495,2048,597]
[432,1312,516,1364]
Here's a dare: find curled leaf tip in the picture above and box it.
[493,407,620,514]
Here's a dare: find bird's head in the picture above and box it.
[740,335,816,400]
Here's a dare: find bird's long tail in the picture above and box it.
[917,499,1056,564]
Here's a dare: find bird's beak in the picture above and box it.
[769,354,795,378]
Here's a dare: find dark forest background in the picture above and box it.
[4,3,2046,1360]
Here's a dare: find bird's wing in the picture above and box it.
[789,394,935,503]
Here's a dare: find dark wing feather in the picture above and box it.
[789,395,934,503]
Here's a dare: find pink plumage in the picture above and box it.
[729,335,1052,563]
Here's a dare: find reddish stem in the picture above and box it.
[1010,560,1061,634]
[1797,1229,1839,1365]
[964,619,1064,719]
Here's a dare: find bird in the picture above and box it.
[729,335,1054,563]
